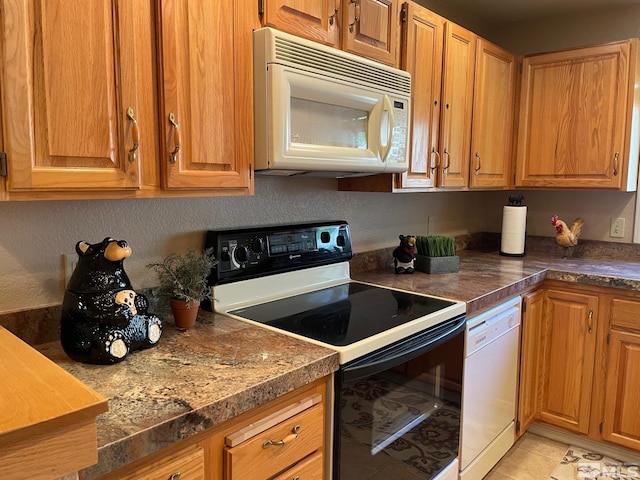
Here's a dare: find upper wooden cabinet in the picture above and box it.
[261,0,401,66]
[1,0,145,193]
[339,3,513,193]
[0,0,255,200]
[261,0,341,48]
[468,39,516,189]
[399,4,475,190]
[515,39,640,190]
[156,0,255,191]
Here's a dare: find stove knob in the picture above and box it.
[234,245,249,263]
[251,237,265,253]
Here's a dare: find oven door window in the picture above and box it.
[335,320,464,480]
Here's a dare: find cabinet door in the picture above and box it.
[1,0,142,191]
[516,41,634,189]
[469,39,515,189]
[342,0,400,66]
[157,0,254,192]
[602,296,640,450]
[397,2,442,189]
[539,289,598,434]
[262,0,340,47]
[516,290,543,438]
[438,22,475,189]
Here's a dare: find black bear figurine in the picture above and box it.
[393,234,417,274]
[61,238,162,364]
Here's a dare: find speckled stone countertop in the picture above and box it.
[36,313,339,479]
[351,247,640,317]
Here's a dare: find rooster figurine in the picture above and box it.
[551,215,584,258]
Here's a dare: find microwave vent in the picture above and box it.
[273,37,410,96]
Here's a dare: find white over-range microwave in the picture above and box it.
[253,27,411,178]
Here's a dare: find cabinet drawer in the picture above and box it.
[611,298,640,331]
[105,445,205,480]
[271,450,323,480]
[224,403,324,479]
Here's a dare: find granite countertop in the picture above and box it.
[36,313,339,479]
[32,244,640,478]
[351,248,640,317]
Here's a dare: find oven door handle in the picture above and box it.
[341,315,466,383]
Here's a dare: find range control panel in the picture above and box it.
[205,221,352,285]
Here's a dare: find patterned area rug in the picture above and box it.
[550,445,639,479]
[340,372,460,478]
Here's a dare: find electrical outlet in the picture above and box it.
[63,253,78,287]
[610,217,625,238]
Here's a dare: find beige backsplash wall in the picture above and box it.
[1,176,636,314]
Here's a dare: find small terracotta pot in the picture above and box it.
[170,299,200,330]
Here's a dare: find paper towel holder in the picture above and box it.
[500,194,527,257]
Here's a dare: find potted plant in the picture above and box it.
[147,248,217,329]
[415,235,459,274]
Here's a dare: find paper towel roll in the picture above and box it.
[501,205,527,255]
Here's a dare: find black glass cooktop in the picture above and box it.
[228,282,456,346]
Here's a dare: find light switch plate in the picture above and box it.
[610,217,625,238]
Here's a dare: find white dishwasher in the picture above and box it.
[459,296,521,480]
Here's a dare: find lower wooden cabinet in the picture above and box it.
[602,298,640,451]
[517,283,640,453]
[539,288,599,434]
[99,445,205,480]
[98,377,328,480]
[224,395,324,479]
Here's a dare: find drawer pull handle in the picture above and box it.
[169,473,181,480]
[262,425,300,448]
[126,107,140,162]
[168,112,181,164]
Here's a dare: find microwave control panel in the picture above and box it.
[205,221,352,284]
[387,97,409,170]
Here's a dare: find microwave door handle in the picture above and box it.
[379,95,395,162]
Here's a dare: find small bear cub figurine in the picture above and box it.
[393,234,417,274]
[61,238,162,364]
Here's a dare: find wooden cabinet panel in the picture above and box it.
[262,0,340,47]
[272,450,323,480]
[157,0,254,191]
[438,22,475,188]
[398,2,442,189]
[224,403,324,479]
[342,0,400,66]
[516,39,640,190]
[100,446,205,480]
[516,290,543,437]
[539,289,598,434]
[2,0,143,191]
[603,329,640,450]
[469,39,515,189]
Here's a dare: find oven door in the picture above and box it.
[333,314,465,480]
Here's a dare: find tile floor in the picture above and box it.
[484,432,572,480]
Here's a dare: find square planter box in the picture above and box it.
[415,254,460,274]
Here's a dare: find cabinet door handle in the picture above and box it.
[169,473,181,480]
[349,0,360,32]
[329,4,339,26]
[588,308,594,333]
[613,152,619,176]
[262,425,300,448]
[474,152,482,174]
[168,113,181,164]
[430,147,440,174]
[126,107,140,163]
[442,148,451,173]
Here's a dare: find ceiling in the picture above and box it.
[437,0,640,26]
